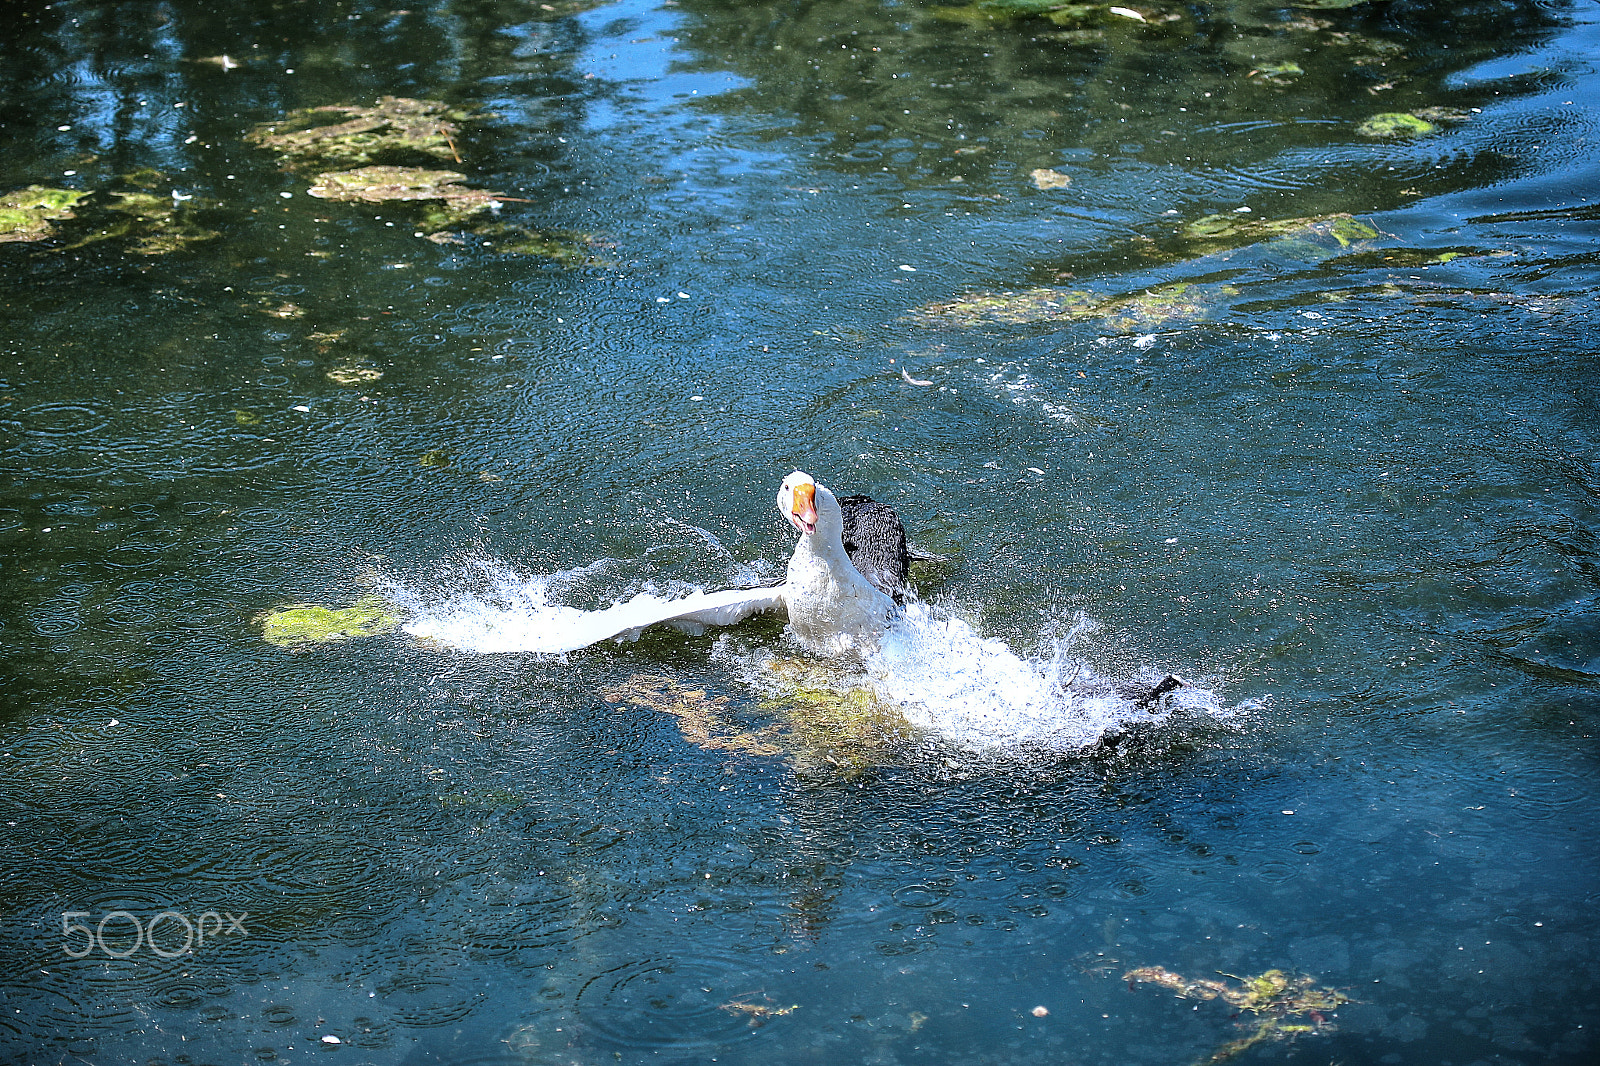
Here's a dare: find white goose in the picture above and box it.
[775,470,898,652]
[534,471,913,654]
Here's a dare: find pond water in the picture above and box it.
[2,1,1597,1064]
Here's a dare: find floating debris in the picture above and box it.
[1030,167,1072,190]
[1125,965,1351,1064]
[418,448,455,468]
[259,596,400,650]
[527,0,620,19]
[718,998,800,1027]
[307,165,500,213]
[603,675,785,756]
[0,186,88,243]
[326,363,385,386]
[1248,60,1304,85]
[245,96,475,172]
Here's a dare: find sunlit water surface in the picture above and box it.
[2,1,1597,1064]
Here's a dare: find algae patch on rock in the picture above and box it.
[245,96,476,172]
[0,186,89,243]
[259,596,400,650]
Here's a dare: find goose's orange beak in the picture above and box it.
[789,481,817,535]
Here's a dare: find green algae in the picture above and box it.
[418,447,455,468]
[1357,111,1436,138]
[759,661,915,776]
[10,170,220,256]
[259,596,400,650]
[1174,212,1382,265]
[1180,212,1379,256]
[325,363,385,386]
[245,96,476,173]
[464,221,608,264]
[99,190,220,254]
[915,280,1235,332]
[916,286,1103,327]
[0,186,89,243]
[1125,965,1352,1065]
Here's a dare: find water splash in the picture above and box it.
[389,558,631,655]
[865,604,1212,754]
[390,560,1219,752]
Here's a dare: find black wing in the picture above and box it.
[837,494,913,603]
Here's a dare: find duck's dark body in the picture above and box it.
[838,494,944,603]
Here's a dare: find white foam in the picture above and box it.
[865,604,1193,753]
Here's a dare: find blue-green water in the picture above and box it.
[2,1,1597,1064]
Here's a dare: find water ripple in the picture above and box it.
[14,401,113,437]
[575,953,764,1050]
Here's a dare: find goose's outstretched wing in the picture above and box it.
[546,584,787,653]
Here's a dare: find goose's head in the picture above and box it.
[778,470,819,535]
